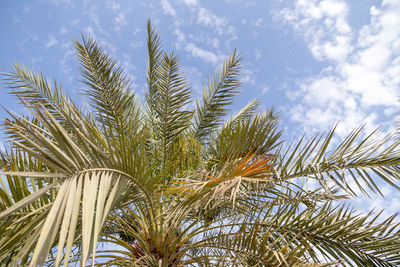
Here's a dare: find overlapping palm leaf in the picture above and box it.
[1,20,400,266]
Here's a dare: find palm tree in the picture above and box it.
[1,20,400,266]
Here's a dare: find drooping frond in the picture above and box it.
[194,50,241,141]
[276,126,400,196]
[0,103,149,266]
[5,107,93,172]
[26,170,132,267]
[209,200,400,266]
[0,149,59,266]
[259,202,400,266]
[2,21,400,267]
[168,151,275,207]
[2,64,81,130]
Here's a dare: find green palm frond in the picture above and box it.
[277,126,400,196]
[2,64,81,130]
[145,19,163,112]
[211,201,400,266]
[2,21,400,267]
[210,112,282,164]
[222,98,260,128]
[193,49,241,141]
[151,53,193,157]
[1,101,151,266]
[74,36,139,132]
[259,202,400,266]
[0,149,58,265]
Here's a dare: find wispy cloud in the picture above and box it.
[113,7,132,33]
[261,84,270,95]
[45,35,58,48]
[106,0,121,10]
[86,6,101,28]
[69,18,80,25]
[39,0,75,8]
[185,42,222,64]
[197,7,236,37]
[161,0,177,17]
[182,0,198,6]
[241,68,256,85]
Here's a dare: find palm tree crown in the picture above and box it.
[1,20,400,266]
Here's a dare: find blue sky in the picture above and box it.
[1,0,400,215]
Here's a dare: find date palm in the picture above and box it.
[1,20,400,266]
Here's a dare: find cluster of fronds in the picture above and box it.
[1,20,400,266]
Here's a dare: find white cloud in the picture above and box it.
[197,8,225,28]
[185,42,222,64]
[58,47,74,83]
[60,27,67,35]
[182,0,198,6]
[254,18,263,27]
[196,7,236,37]
[113,7,132,33]
[175,28,186,43]
[261,85,270,95]
[45,35,58,48]
[281,0,400,222]
[115,11,127,26]
[69,18,80,25]
[121,53,137,88]
[161,0,176,17]
[207,38,219,49]
[241,69,256,85]
[182,66,203,97]
[106,0,120,10]
[23,5,30,14]
[173,29,185,50]
[280,0,353,62]
[279,0,400,137]
[255,49,261,61]
[40,0,75,8]
[85,6,101,29]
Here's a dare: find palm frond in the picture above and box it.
[222,98,260,128]
[151,53,193,158]
[2,21,400,266]
[2,103,151,265]
[168,151,275,207]
[2,64,81,130]
[0,149,58,265]
[74,36,139,132]
[145,19,163,111]
[193,50,241,141]
[257,202,400,266]
[211,200,400,266]
[210,112,282,164]
[277,126,400,196]
[26,170,132,267]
